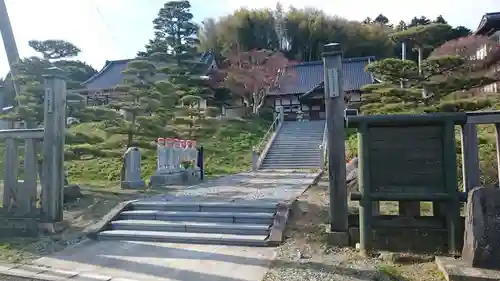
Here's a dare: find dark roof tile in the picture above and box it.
[269,56,375,96]
[83,52,215,91]
[475,12,500,35]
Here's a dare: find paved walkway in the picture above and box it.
[32,170,320,281]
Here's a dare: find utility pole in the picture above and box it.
[323,43,348,245]
[0,0,20,107]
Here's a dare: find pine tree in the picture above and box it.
[138,0,219,137]
[102,60,167,148]
[361,36,500,114]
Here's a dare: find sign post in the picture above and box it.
[323,43,349,245]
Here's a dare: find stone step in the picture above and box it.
[273,142,322,144]
[119,210,275,224]
[263,156,321,160]
[98,230,269,246]
[268,151,320,154]
[265,151,321,154]
[264,155,321,160]
[276,134,323,136]
[260,164,319,169]
[110,220,271,235]
[131,201,278,213]
[263,160,320,164]
[262,162,320,166]
[270,145,321,149]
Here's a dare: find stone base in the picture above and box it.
[150,169,202,188]
[121,180,146,189]
[436,256,500,281]
[38,221,68,234]
[325,225,349,247]
[0,216,39,237]
[149,171,183,187]
[182,169,202,184]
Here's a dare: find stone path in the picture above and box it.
[145,171,319,202]
[28,170,320,281]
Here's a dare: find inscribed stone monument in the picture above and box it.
[121,147,146,189]
[462,185,500,270]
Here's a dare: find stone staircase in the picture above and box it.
[260,120,326,170]
[96,200,289,246]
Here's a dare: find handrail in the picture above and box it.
[254,112,281,153]
[319,122,328,169]
[252,108,284,171]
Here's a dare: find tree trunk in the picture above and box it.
[417,47,427,98]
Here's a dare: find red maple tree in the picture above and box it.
[210,49,295,115]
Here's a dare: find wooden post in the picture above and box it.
[443,121,460,255]
[19,138,38,215]
[323,43,348,234]
[197,146,204,180]
[40,68,66,222]
[3,138,18,211]
[461,123,480,191]
[358,124,372,256]
[495,123,500,186]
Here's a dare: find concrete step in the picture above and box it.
[110,220,271,235]
[262,162,320,166]
[260,164,319,169]
[131,201,278,213]
[119,210,275,224]
[270,145,321,148]
[273,140,321,144]
[275,134,324,137]
[261,161,319,165]
[264,158,321,164]
[264,155,321,159]
[97,230,269,246]
[266,150,321,154]
[264,155,321,160]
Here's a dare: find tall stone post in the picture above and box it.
[323,43,349,245]
[40,67,66,222]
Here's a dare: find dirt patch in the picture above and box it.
[263,180,446,281]
[0,185,160,264]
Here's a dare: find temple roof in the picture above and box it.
[475,12,500,36]
[270,56,375,96]
[82,52,216,91]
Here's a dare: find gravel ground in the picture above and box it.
[262,179,445,281]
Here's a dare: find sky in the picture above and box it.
[0,0,498,75]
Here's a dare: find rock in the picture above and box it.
[346,157,358,192]
[346,157,358,175]
[378,251,398,263]
[462,185,500,270]
[63,184,83,203]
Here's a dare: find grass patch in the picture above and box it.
[65,117,271,184]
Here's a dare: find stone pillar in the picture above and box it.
[157,138,167,172]
[41,67,66,222]
[190,141,199,169]
[165,138,174,171]
[172,139,181,171]
[179,139,187,167]
[121,147,145,189]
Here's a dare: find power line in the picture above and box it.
[88,0,127,58]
